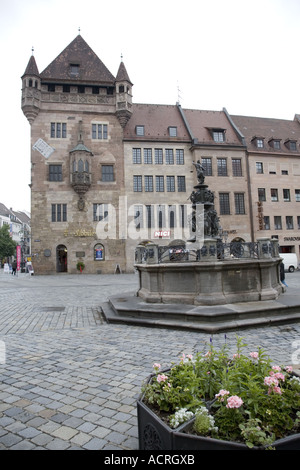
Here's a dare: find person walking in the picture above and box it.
[12,260,17,275]
[280,261,288,287]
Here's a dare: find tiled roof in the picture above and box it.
[124,104,244,146]
[123,103,191,141]
[40,35,115,85]
[116,61,132,85]
[0,203,10,217]
[22,55,39,78]
[231,115,300,154]
[183,108,244,146]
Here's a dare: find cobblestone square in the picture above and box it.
[0,271,300,449]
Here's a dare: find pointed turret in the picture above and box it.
[115,58,133,128]
[21,52,41,124]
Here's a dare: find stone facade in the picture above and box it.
[21,35,300,274]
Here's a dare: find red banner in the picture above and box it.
[16,245,21,271]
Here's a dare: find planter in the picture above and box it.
[173,418,300,450]
[137,398,174,450]
[138,401,300,450]
[138,341,300,450]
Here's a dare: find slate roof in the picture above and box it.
[39,35,115,85]
[231,115,300,154]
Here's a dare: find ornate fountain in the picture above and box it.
[135,163,282,306]
[102,164,297,332]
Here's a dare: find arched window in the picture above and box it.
[78,159,84,172]
[94,243,105,261]
[29,79,33,87]
[85,160,89,172]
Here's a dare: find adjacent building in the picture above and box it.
[21,34,300,274]
[231,114,300,257]
[0,203,31,264]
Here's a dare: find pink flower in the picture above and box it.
[215,389,230,402]
[285,366,293,373]
[274,372,285,382]
[233,353,240,359]
[153,363,161,371]
[226,395,243,409]
[186,354,193,361]
[250,352,259,360]
[157,374,168,383]
[272,365,281,372]
[264,376,279,387]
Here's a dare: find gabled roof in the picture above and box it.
[231,114,300,154]
[124,103,244,146]
[183,108,244,146]
[22,55,39,78]
[40,35,115,85]
[0,203,10,217]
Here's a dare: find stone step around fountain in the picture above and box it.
[101,292,300,333]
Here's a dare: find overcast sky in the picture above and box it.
[1,0,299,213]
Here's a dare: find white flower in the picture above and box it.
[169,408,194,429]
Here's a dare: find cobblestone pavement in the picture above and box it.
[0,270,300,450]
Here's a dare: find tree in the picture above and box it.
[0,224,17,260]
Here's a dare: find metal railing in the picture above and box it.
[135,239,279,264]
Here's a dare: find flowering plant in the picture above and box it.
[142,336,300,448]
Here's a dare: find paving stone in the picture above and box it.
[83,437,107,450]
[18,427,41,439]
[1,272,300,450]
[51,426,78,441]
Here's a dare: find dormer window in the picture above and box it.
[269,138,281,150]
[70,64,80,76]
[168,126,177,137]
[251,136,264,149]
[285,139,297,151]
[256,139,264,148]
[136,125,145,136]
[212,129,225,142]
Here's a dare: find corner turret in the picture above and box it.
[21,51,41,124]
[115,58,133,127]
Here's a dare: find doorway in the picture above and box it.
[56,245,68,272]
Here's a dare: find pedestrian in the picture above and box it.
[280,262,288,287]
[12,260,17,276]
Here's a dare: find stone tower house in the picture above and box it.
[21,35,133,274]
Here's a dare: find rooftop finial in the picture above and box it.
[121,53,123,61]
[32,46,34,55]
[78,26,81,34]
